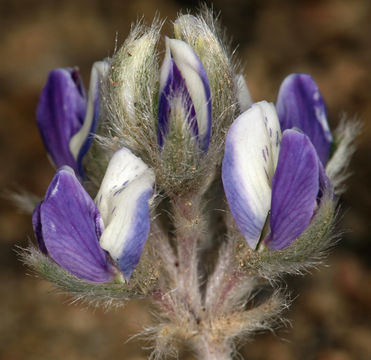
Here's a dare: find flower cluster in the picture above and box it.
[24,11,357,359]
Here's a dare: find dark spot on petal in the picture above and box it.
[113,187,125,196]
[264,167,269,181]
[262,149,267,162]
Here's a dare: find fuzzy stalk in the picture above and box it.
[171,193,204,315]
[193,336,233,360]
[150,194,238,360]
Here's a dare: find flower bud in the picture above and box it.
[158,37,212,152]
[174,14,237,145]
[36,61,108,178]
[108,24,160,153]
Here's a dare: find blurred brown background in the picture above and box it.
[1,0,370,359]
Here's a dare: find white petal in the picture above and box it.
[222,101,281,248]
[159,43,172,94]
[95,148,155,276]
[259,101,282,172]
[69,60,109,160]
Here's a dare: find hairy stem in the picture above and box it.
[151,194,283,360]
[172,194,203,314]
[194,337,233,360]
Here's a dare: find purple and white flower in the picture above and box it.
[36,61,109,178]
[276,73,333,165]
[222,101,326,250]
[158,37,212,152]
[32,148,155,282]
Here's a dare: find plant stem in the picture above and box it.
[172,194,203,313]
[152,194,236,359]
[194,336,233,360]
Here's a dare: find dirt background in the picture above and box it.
[1,0,370,359]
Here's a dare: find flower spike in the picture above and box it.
[32,167,115,283]
[276,73,333,165]
[96,148,155,280]
[158,37,212,151]
[24,14,355,355]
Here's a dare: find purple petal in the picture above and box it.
[32,202,47,254]
[116,188,153,279]
[96,148,155,281]
[39,167,114,282]
[265,129,319,250]
[276,73,333,165]
[36,68,87,175]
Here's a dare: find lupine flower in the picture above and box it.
[157,37,212,152]
[276,73,333,165]
[32,147,155,282]
[36,61,109,178]
[222,101,326,250]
